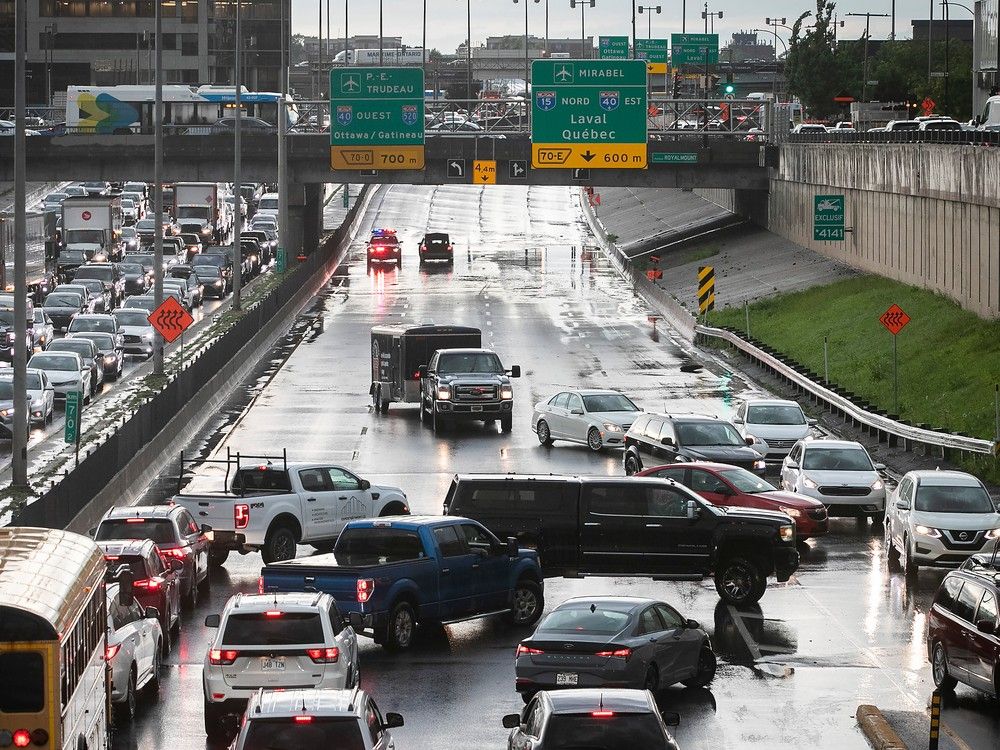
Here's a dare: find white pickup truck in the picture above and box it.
[172,461,409,565]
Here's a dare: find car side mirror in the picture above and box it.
[660,436,674,446]
[895,499,909,511]
[686,500,700,520]
[167,558,184,572]
[570,408,583,415]
[88,526,97,538]
[807,418,818,426]
[977,620,996,635]
[204,614,221,628]
[874,463,886,471]
[200,524,213,535]
[509,365,521,378]
[144,606,160,621]
[507,536,519,558]
[744,436,755,446]
[502,714,521,729]
[349,611,365,632]
[383,712,405,729]
[685,618,700,629]
[785,461,799,469]
[661,711,681,727]
[359,479,371,491]
[417,365,428,378]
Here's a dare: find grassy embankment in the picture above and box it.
[709,275,1000,483]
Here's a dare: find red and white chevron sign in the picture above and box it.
[879,304,911,336]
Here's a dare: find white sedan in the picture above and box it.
[532,389,641,451]
[781,439,887,522]
[106,582,163,721]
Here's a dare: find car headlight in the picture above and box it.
[985,528,1000,540]
[500,384,513,400]
[0,409,9,418]
[437,384,452,401]
[871,478,884,491]
[778,506,802,518]
[802,476,818,489]
[602,422,622,433]
[779,524,795,542]
[914,525,941,538]
[103,354,116,363]
[141,331,154,340]
[754,459,767,470]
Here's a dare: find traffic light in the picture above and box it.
[672,73,682,98]
[723,72,735,96]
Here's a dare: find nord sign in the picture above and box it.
[330,67,425,170]
[531,59,648,170]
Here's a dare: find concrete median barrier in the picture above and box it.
[857,705,908,750]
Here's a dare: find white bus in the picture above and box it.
[333,48,427,66]
[0,528,109,750]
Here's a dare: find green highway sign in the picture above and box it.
[64,390,80,444]
[814,194,846,241]
[329,67,425,170]
[635,39,669,73]
[670,33,719,66]
[652,152,698,163]
[531,59,648,169]
[599,36,630,59]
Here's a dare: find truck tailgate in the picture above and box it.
[261,558,363,605]
[174,493,238,531]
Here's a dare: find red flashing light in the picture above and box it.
[515,644,544,657]
[126,518,146,523]
[595,647,632,659]
[12,730,30,748]
[208,649,239,665]
[264,611,283,618]
[105,643,121,661]
[234,503,250,529]
[591,710,615,718]
[356,578,374,603]
[257,464,268,471]
[293,716,313,724]
[132,577,162,591]
[306,647,340,663]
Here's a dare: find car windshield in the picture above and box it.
[121,199,135,208]
[50,341,92,356]
[222,612,324,646]
[65,229,104,244]
[193,255,224,267]
[126,253,154,267]
[180,234,200,245]
[59,250,87,262]
[44,293,81,307]
[436,352,504,374]
[802,447,873,471]
[97,518,176,544]
[0,311,13,326]
[136,220,155,231]
[77,334,114,351]
[113,310,151,327]
[0,381,13,400]
[69,318,112,333]
[536,606,631,636]
[194,266,222,279]
[177,206,208,219]
[746,404,805,425]
[241,719,366,750]
[676,422,745,447]
[119,263,143,275]
[29,355,76,371]
[334,528,424,566]
[718,468,778,494]
[75,267,113,282]
[543,714,667,749]
[124,298,155,310]
[915,484,995,513]
[582,394,639,413]
[259,198,278,211]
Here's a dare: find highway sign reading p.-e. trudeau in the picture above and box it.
[531,59,647,170]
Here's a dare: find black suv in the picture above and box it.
[444,473,799,606]
[624,413,766,477]
[418,232,453,264]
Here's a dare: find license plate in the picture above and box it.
[556,673,578,686]
[260,657,285,671]
[471,405,483,412]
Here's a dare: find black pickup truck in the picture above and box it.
[444,474,800,606]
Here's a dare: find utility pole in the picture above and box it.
[317,0,322,97]
[152,0,164,376]
[12,0,28,487]
[465,0,472,99]
[765,17,786,100]
[278,0,289,267]
[233,0,243,311]
[632,0,637,57]
[344,0,349,65]
[846,12,889,102]
[379,0,384,65]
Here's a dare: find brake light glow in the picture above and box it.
[132,578,162,591]
[264,611,283,618]
[208,649,239,665]
[234,504,250,529]
[293,716,313,724]
[356,578,374,603]
[126,518,146,523]
[105,643,121,661]
[306,647,340,663]
[595,647,632,659]
[12,730,30,748]
[159,548,187,559]
[516,644,544,657]
[591,710,615,718]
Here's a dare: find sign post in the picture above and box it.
[64,389,80,465]
[879,303,911,415]
[330,67,425,170]
[635,39,669,74]
[813,194,846,241]
[531,59,648,170]
[598,36,630,59]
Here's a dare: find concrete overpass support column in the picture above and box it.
[285,183,306,258]
[302,183,324,254]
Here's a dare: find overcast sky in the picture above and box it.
[290,0,949,52]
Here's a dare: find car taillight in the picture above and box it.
[208,649,239,665]
[591,710,615,718]
[105,643,121,661]
[159,547,187,559]
[293,716,313,724]
[516,644,544,657]
[132,577,161,591]
[356,578,374,603]
[125,517,145,524]
[264,611,283,618]
[306,647,339,663]
[234,503,249,529]
[595,647,632,659]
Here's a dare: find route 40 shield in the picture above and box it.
[336,105,353,126]
[599,91,620,111]
[401,105,418,126]
[535,91,557,112]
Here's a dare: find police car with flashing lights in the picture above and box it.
[366,229,401,267]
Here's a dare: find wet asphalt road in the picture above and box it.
[114,185,999,750]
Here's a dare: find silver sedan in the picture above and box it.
[531,389,641,451]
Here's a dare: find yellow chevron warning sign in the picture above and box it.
[698,265,715,314]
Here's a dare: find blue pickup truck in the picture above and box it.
[260,516,545,650]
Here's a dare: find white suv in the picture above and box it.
[202,592,359,740]
[781,439,887,522]
[886,470,1000,575]
[733,398,815,459]
[232,688,404,749]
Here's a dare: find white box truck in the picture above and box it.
[174,182,223,245]
[60,196,123,265]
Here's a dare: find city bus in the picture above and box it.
[0,527,109,750]
[65,84,299,134]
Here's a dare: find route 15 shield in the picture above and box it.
[599,91,620,111]
[535,91,557,112]
[336,105,353,126]
[401,105,418,126]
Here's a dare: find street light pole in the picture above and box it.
[702,4,722,34]
[152,0,164,376]
[639,6,662,39]
[570,0,596,59]
[846,12,890,102]
[379,0,384,65]
[344,0,349,65]
[632,0,637,57]
[232,0,243,311]
[765,16,786,99]
[466,0,472,99]
[514,0,541,98]
[12,0,28,487]
[317,0,322,97]
[278,0,288,266]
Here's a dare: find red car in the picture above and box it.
[636,462,829,539]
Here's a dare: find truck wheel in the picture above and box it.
[715,557,766,606]
[502,579,543,626]
[262,526,297,564]
[682,647,717,688]
[536,420,553,446]
[500,414,513,432]
[384,601,416,651]
[208,548,230,568]
[587,427,603,452]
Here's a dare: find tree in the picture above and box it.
[785,0,849,119]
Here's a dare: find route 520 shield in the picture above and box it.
[401,105,418,126]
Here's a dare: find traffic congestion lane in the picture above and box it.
[115,184,999,750]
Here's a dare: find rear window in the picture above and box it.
[544,714,665,749]
[453,482,563,513]
[106,554,151,581]
[97,518,177,544]
[242,718,365,750]
[233,468,292,493]
[222,612,325,645]
[0,652,45,713]
[537,606,632,636]
[335,528,425,566]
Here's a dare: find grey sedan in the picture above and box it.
[531,389,641,451]
[514,596,715,703]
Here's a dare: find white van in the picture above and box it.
[976,95,1000,131]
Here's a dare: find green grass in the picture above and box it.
[710,275,1000,481]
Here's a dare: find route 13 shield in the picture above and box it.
[336,105,353,126]
[401,105,418,126]
[599,91,620,111]
[535,91,557,112]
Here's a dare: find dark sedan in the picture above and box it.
[514,596,715,703]
[42,291,86,331]
[119,261,150,296]
[0,380,30,440]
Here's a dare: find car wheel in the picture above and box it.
[682,647,718,688]
[932,643,957,692]
[903,538,918,578]
[536,419,553,446]
[183,574,198,609]
[115,668,137,723]
[885,524,901,569]
[715,557,766,606]
[378,387,389,414]
[384,601,416,651]
[262,525,297,564]
[208,547,230,568]
[624,453,640,476]
[503,579,543,626]
[500,414,513,432]
[204,700,228,740]
[587,427,603,452]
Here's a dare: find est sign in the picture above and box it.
[531,59,648,170]
[330,67,425,170]
[813,194,845,241]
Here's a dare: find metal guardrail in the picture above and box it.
[789,130,1000,146]
[695,323,998,457]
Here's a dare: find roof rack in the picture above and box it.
[177,447,289,496]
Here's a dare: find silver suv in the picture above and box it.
[202,592,359,741]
